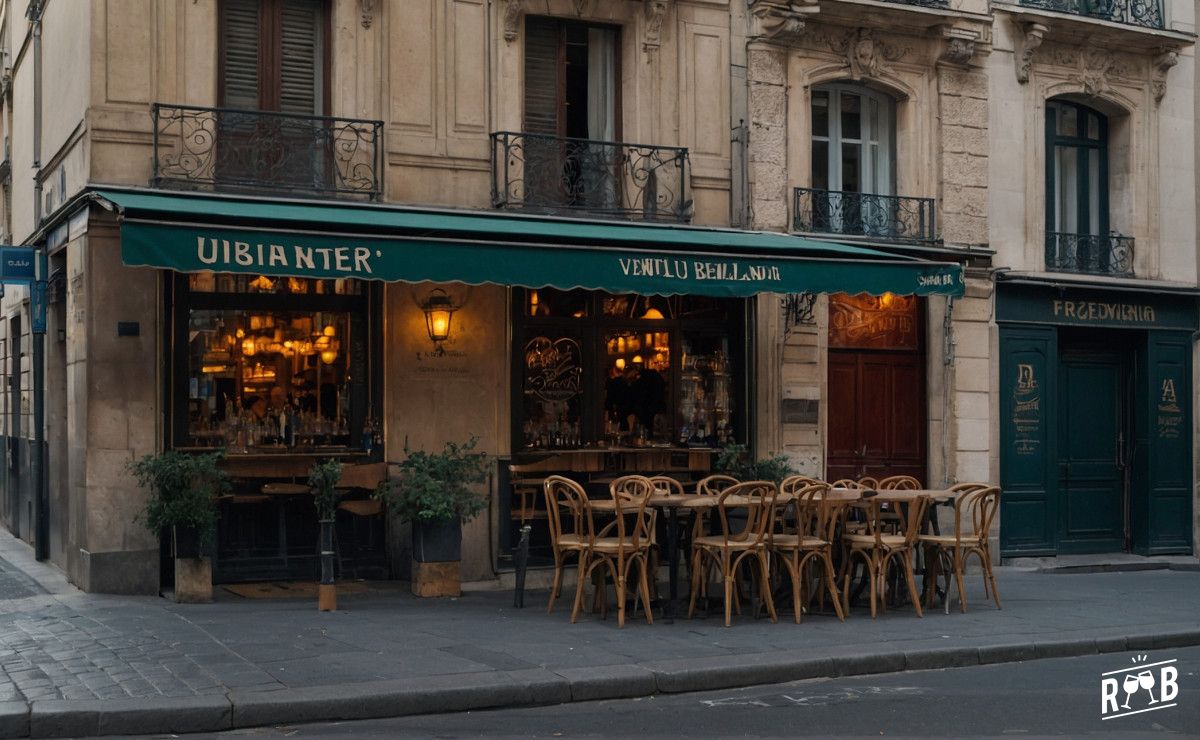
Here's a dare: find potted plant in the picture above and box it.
[376,436,488,597]
[309,458,344,612]
[129,450,229,603]
[714,442,797,483]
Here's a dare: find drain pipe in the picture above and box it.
[27,0,47,562]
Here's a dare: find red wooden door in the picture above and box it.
[826,350,927,483]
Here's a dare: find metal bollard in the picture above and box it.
[513,524,531,608]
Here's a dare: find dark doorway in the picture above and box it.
[1055,330,1133,553]
[826,293,927,483]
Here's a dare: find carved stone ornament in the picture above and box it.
[644,0,669,53]
[1073,46,1118,97]
[359,0,376,29]
[573,0,592,16]
[749,1,818,46]
[1151,47,1178,103]
[1014,22,1048,84]
[502,0,523,43]
[831,29,906,80]
[940,37,975,66]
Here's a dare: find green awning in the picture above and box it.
[96,188,964,298]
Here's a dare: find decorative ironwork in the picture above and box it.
[1019,0,1163,29]
[491,131,691,223]
[782,293,818,336]
[151,104,383,199]
[884,0,949,7]
[793,188,936,245]
[1045,232,1134,277]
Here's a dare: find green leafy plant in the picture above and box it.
[129,451,229,546]
[714,443,796,483]
[377,437,489,524]
[309,458,345,520]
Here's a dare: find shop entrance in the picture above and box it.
[826,293,926,483]
[1056,332,1132,553]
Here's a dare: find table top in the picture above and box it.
[587,488,960,512]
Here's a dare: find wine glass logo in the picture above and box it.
[1120,672,1140,709]
[1138,670,1158,705]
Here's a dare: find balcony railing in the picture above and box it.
[151,104,383,199]
[490,131,691,223]
[1045,232,1134,277]
[884,0,949,6]
[793,188,937,245]
[1018,0,1163,29]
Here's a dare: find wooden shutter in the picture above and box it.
[279,0,323,115]
[523,18,561,136]
[221,0,260,109]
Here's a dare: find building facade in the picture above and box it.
[0,0,1191,594]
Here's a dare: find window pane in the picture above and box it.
[841,92,861,140]
[603,329,670,440]
[811,140,829,190]
[812,90,829,138]
[841,142,861,193]
[679,333,733,446]
[525,288,589,318]
[1057,104,1078,137]
[867,96,880,145]
[1087,113,1101,141]
[1088,148,1101,234]
[1055,145,1079,233]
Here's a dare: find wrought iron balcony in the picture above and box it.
[1018,0,1163,29]
[490,131,691,223]
[1045,232,1135,277]
[151,104,383,199]
[883,0,949,6]
[793,188,937,245]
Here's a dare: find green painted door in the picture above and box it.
[999,327,1057,555]
[1056,350,1127,553]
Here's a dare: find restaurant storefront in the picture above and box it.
[997,279,1198,557]
[19,186,965,593]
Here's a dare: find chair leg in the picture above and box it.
[637,555,654,626]
[952,550,968,614]
[867,552,878,619]
[787,552,802,625]
[983,548,1002,609]
[547,550,564,614]
[901,551,924,618]
[570,554,590,624]
[821,552,845,622]
[687,549,703,619]
[722,553,734,628]
[758,552,777,624]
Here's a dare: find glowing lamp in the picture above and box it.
[420,288,458,345]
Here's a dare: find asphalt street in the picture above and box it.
[127,646,1200,739]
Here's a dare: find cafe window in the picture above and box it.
[513,289,745,450]
[169,273,380,453]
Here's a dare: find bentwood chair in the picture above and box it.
[770,482,845,624]
[688,481,779,627]
[842,493,931,618]
[920,486,1002,613]
[830,478,865,490]
[572,475,656,628]
[544,475,591,614]
[648,476,685,496]
[878,475,921,490]
[857,476,880,490]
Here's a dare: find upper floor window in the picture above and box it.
[811,85,895,197]
[1047,100,1108,237]
[523,17,618,141]
[220,0,327,114]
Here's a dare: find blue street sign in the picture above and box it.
[0,247,36,282]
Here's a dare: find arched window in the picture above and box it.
[1045,99,1119,273]
[808,85,897,238]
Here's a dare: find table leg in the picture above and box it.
[663,507,679,623]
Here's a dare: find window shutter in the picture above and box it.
[221,0,260,109]
[279,0,323,115]
[523,18,561,136]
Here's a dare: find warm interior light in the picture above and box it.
[420,289,458,345]
[615,358,626,370]
[880,292,896,308]
[641,307,665,320]
[323,324,336,337]
[320,350,338,365]
[632,354,644,365]
[249,275,275,292]
[242,338,256,357]
[529,290,540,317]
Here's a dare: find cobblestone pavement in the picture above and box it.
[0,529,1198,714]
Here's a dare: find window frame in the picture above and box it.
[522,16,623,141]
[1045,99,1110,238]
[810,84,896,197]
[217,0,332,115]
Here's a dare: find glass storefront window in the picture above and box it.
[173,275,376,453]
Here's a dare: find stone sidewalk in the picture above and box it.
[0,531,1198,738]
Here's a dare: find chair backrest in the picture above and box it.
[609,475,655,550]
[949,482,988,495]
[648,475,685,496]
[792,482,836,541]
[780,475,820,495]
[544,475,589,545]
[857,476,880,490]
[830,478,863,490]
[714,480,777,547]
[510,455,570,476]
[854,494,931,547]
[878,475,921,490]
[336,462,388,490]
[696,474,740,496]
[956,486,1001,546]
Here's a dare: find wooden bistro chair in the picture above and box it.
[842,493,931,619]
[830,478,865,490]
[544,475,591,614]
[334,462,389,580]
[571,475,656,628]
[688,481,779,628]
[920,486,1002,613]
[878,475,921,490]
[857,476,880,490]
[771,482,845,624]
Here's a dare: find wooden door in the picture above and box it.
[827,351,926,482]
[1056,349,1127,553]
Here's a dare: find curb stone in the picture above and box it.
[7,629,1200,738]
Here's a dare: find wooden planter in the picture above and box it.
[411,519,462,598]
[172,525,212,603]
